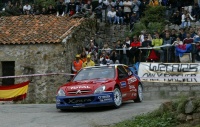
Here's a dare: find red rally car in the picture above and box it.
[56,64,143,111]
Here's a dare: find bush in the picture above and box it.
[127,5,166,37]
[141,5,166,27]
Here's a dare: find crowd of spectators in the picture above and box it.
[1,0,93,16]
[1,0,200,67]
[73,26,200,70]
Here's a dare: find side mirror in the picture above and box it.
[67,79,71,82]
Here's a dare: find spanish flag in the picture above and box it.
[0,81,29,101]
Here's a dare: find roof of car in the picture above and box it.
[83,64,127,69]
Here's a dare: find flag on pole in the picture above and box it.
[0,81,30,101]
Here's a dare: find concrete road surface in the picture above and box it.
[0,100,167,127]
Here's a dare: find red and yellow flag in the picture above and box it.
[0,81,29,101]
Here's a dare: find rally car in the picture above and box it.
[56,64,143,111]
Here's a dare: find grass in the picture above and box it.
[112,110,179,127]
[111,96,200,127]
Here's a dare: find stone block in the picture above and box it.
[191,86,200,91]
[148,86,159,92]
[160,86,171,91]
[177,86,191,91]
[169,91,181,97]
[171,86,177,91]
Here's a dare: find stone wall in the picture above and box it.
[0,18,97,103]
[142,82,200,100]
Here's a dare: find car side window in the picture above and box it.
[123,66,133,76]
[118,66,128,79]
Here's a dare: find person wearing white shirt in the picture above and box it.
[107,7,117,24]
[23,3,31,15]
[123,0,132,24]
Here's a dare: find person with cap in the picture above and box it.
[72,54,83,74]
[82,55,95,68]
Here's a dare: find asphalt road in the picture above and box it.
[0,100,166,127]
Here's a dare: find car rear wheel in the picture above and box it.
[134,84,143,103]
[113,87,122,108]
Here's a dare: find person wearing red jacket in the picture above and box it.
[130,36,141,64]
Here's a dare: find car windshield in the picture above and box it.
[73,66,115,81]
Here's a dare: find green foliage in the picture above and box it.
[131,23,146,37]
[126,5,166,37]
[140,5,166,27]
[35,0,56,8]
[113,111,178,127]
[147,22,165,35]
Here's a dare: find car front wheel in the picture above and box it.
[134,84,143,102]
[113,87,122,108]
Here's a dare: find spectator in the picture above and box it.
[80,51,87,63]
[123,0,132,25]
[94,5,103,22]
[170,11,181,27]
[104,0,114,12]
[99,50,110,64]
[47,4,56,14]
[23,3,31,15]
[183,33,193,44]
[195,42,200,63]
[115,0,123,10]
[130,12,137,31]
[102,43,111,55]
[170,29,177,42]
[82,55,95,67]
[141,35,153,62]
[130,35,141,63]
[83,0,93,15]
[181,10,194,28]
[40,7,47,15]
[72,54,83,74]
[88,42,98,62]
[139,0,148,18]
[56,0,65,16]
[121,36,131,65]
[107,7,117,24]
[189,27,196,38]
[192,3,200,21]
[162,32,173,62]
[116,7,124,25]
[152,32,164,62]
[75,0,84,13]
[68,0,76,16]
[178,28,186,41]
[132,0,141,20]
[109,49,120,64]
[173,37,184,62]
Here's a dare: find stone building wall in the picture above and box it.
[142,82,200,100]
[0,18,97,103]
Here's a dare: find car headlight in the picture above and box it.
[94,86,105,94]
[57,89,66,96]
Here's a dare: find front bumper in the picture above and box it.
[56,92,114,109]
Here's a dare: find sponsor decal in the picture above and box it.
[127,77,137,84]
[68,98,92,104]
[129,85,135,89]
[122,93,127,97]
[70,86,90,89]
[98,95,112,102]
[120,81,126,88]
